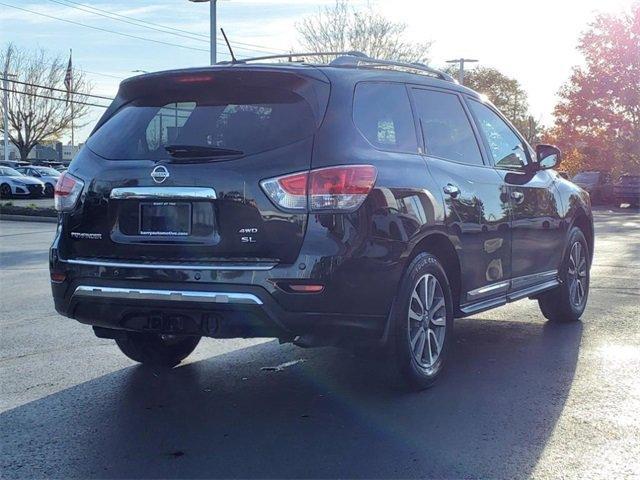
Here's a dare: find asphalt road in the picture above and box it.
[1,208,639,479]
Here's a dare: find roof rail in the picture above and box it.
[221,51,455,83]
[330,55,455,82]
[218,51,367,64]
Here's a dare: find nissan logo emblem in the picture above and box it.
[151,165,170,184]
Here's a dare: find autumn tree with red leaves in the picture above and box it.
[546,4,640,176]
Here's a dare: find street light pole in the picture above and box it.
[189,0,217,65]
[446,58,478,85]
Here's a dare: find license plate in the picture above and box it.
[139,202,191,236]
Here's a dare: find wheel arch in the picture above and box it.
[406,232,462,312]
[569,208,594,264]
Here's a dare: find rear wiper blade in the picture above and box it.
[164,145,244,158]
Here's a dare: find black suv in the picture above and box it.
[50,54,594,389]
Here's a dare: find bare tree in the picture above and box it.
[0,44,93,161]
[296,1,431,64]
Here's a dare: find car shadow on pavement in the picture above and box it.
[0,317,582,479]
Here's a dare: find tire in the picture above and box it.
[0,183,12,199]
[390,253,454,390]
[44,183,54,197]
[538,227,590,322]
[115,332,201,367]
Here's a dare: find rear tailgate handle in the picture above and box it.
[110,187,217,200]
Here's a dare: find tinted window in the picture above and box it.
[412,89,483,165]
[468,100,528,169]
[353,83,417,153]
[88,85,318,160]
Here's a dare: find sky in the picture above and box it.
[0,0,635,144]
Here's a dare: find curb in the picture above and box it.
[0,215,58,224]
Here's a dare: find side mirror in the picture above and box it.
[536,144,561,170]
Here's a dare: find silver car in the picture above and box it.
[17,166,61,197]
[0,166,46,198]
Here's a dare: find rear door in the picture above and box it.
[64,68,330,265]
[410,87,512,307]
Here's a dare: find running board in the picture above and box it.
[459,279,560,316]
[72,286,263,305]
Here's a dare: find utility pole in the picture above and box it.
[3,49,11,162]
[446,58,478,85]
[188,0,217,65]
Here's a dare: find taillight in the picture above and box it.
[260,165,377,212]
[309,165,377,211]
[260,171,308,210]
[54,172,84,212]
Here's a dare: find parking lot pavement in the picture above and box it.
[0,208,638,479]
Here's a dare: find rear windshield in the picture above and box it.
[88,79,322,160]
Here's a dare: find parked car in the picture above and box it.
[0,160,29,169]
[16,166,60,197]
[49,54,594,390]
[0,166,46,198]
[613,174,640,207]
[572,171,615,205]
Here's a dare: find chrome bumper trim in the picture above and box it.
[64,258,276,271]
[109,187,217,200]
[72,286,263,305]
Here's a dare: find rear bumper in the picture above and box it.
[50,259,390,342]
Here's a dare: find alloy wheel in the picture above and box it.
[408,273,447,371]
[567,241,587,307]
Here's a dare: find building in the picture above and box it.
[1,140,82,164]
[61,143,82,163]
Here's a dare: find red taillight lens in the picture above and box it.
[260,171,308,210]
[54,172,84,212]
[278,172,308,195]
[260,165,377,212]
[309,165,377,211]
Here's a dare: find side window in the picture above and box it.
[468,100,528,169]
[411,89,483,166]
[353,82,417,153]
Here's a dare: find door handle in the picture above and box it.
[443,184,460,198]
[511,191,525,203]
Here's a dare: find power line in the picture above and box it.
[0,86,109,108]
[57,0,289,54]
[0,2,217,55]
[6,79,114,101]
[83,69,125,80]
[48,0,286,55]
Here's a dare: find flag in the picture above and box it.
[64,51,72,105]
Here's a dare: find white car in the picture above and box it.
[17,166,61,197]
[0,166,46,198]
